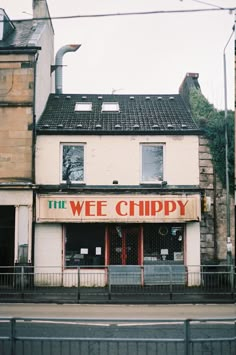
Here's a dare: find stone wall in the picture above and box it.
[199,136,235,263]
[0,54,34,102]
[0,54,34,181]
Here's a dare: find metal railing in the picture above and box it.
[0,265,235,303]
[0,317,235,355]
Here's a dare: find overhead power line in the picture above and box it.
[5,6,236,23]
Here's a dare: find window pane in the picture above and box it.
[102,102,119,112]
[62,145,84,182]
[144,224,184,263]
[65,224,105,266]
[142,145,163,182]
[74,102,92,111]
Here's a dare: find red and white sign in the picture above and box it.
[36,194,200,223]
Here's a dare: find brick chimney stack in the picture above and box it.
[33,0,51,18]
[179,73,201,107]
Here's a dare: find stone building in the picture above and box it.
[0,0,54,268]
[180,73,235,265]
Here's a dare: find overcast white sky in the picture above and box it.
[1,0,235,110]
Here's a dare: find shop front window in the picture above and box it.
[65,224,105,266]
[61,144,84,183]
[141,144,164,183]
[143,224,184,264]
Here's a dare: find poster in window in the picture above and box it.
[174,252,183,261]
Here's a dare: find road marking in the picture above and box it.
[18,320,235,327]
[26,320,111,326]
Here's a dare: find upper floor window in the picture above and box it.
[141,144,164,183]
[61,144,84,183]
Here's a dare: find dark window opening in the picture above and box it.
[65,224,105,267]
[0,206,15,268]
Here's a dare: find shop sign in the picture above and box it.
[36,194,200,223]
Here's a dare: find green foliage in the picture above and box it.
[189,88,234,194]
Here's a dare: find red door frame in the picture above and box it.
[105,224,142,265]
[121,234,126,265]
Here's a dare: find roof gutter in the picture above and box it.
[0,48,40,54]
[36,129,204,136]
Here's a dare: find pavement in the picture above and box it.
[0,303,235,319]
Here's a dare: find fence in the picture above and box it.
[0,265,235,303]
[0,317,235,355]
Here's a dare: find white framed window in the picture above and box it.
[74,102,92,112]
[61,143,85,183]
[101,102,120,112]
[141,144,164,183]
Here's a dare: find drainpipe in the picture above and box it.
[31,51,39,267]
[55,44,81,94]
[213,167,218,260]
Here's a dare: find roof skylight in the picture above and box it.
[75,102,92,112]
[102,102,120,112]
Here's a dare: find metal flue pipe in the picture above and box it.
[55,44,81,94]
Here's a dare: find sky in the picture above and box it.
[1,0,235,110]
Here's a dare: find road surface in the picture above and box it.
[0,304,235,355]
[0,303,235,319]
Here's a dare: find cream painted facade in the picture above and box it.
[36,134,199,186]
[35,133,201,286]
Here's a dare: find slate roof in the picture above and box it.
[37,93,201,135]
[0,12,42,48]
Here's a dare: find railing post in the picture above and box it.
[141,265,144,287]
[20,266,24,299]
[169,266,173,300]
[184,319,190,355]
[77,266,80,302]
[234,318,236,347]
[10,318,16,355]
[108,266,111,300]
[230,264,234,298]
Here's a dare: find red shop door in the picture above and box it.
[108,225,141,265]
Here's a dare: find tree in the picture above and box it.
[189,88,234,194]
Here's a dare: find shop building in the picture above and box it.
[35,89,203,286]
[0,1,54,269]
